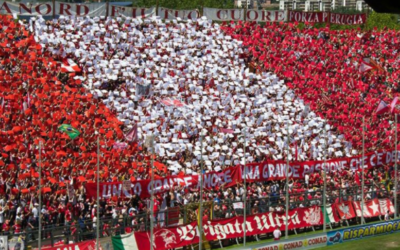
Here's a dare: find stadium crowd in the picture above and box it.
[0,13,397,240]
[221,21,400,151]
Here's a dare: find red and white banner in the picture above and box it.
[353,199,381,218]
[379,198,395,215]
[242,149,400,182]
[335,201,356,220]
[160,98,186,107]
[134,221,199,250]
[86,166,241,199]
[0,2,366,25]
[55,2,106,17]
[61,59,81,73]
[86,149,399,198]
[0,1,54,16]
[288,11,366,25]
[108,5,155,18]
[245,10,286,22]
[203,7,244,21]
[158,7,200,20]
[203,206,323,240]
[37,240,99,250]
[329,12,367,25]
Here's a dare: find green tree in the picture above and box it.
[365,11,400,31]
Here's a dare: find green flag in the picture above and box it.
[112,233,139,250]
[325,205,339,224]
[58,124,80,139]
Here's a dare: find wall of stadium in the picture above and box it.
[246,219,400,250]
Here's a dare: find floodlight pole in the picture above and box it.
[395,114,398,219]
[361,117,365,225]
[39,140,42,250]
[199,133,204,250]
[323,122,327,232]
[150,135,155,250]
[96,137,100,250]
[285,121,290,239]
[243,128,247,246]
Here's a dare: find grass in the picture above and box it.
[223,219,399,250]
[314,232,400,250]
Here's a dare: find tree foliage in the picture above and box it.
[365,11,400,31]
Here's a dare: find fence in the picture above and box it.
[5,184,397,249]
[279,0,372,12]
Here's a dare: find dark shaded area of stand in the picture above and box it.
[364,0,400,14]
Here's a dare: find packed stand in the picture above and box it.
[31,15,353,173]
[0,15,141,237]
[0,13,396,242]
[221,21,400,151]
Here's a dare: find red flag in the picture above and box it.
[61,59,81,73]
[335,201,356,220]
[219,128,234,134]
[390,97,398,113]
[113,141,128,150]
[376,100,389,115]
[160,98,173,106]
[353,199,381,218]
[125,124,137,142]
[173,99,185,107]
[359,59,374,73]
[379,198,395,215]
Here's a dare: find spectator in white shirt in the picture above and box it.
[273,228,282,241]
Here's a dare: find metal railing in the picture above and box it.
[279,0,372,12]
[3,184,397,248]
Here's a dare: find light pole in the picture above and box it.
[361,117,365,225]
[323,122,327,232]
[395,114,398,218]
[285,121,290,239]
[150,135,155,250]
[199,133,204,250]
[243,128,247,246]
[96,137,100,250]
[38,140,42,250]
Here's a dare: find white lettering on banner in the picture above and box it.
[132,182,142,195]
[330,13,365,25]
[177,224,198,241]
[203,170,232,189]
[147,176,194,194]
[204,212,300,240]
[289,11,329,23]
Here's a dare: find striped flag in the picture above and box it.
[61,59,81,73]
[125,124,138,142]
[376,100,389,115]
[359,60,374,73]
[391,97,398,113]
[325,204,340,223]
